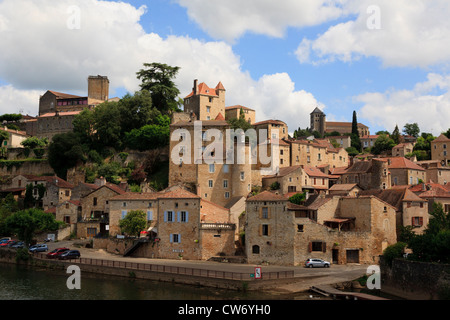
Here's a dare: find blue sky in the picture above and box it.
[0,0,449,136]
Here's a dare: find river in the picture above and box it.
[0,262,313,300]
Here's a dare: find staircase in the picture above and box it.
[124,238,148,257]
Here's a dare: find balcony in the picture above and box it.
[200,223,236,230]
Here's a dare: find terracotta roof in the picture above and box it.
[262,165,302,179]
[156,186,200,199]
[303,166,329,178]
[326,121,368,128]
[387,157,424,171]
[48,90,83,99]
[329,183,359,191]
[303,195,332,210]
[215,113,225,121]
[360,135,380,140]
[38,111,82,118]
[360,187,425,211]
[253,119,287,126]
[29,175,74,189]
[103,183,127,194]
[345,161,372,174]
[433,134,450,142]
[225,105,255,111]
[110,192,159,201]
[185,82,221,98]
[0,127,28,136]
[247,191,287,201]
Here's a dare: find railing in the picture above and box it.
[200,223,236,230]
[34,253,293,281]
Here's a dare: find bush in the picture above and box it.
[383,242,407,267]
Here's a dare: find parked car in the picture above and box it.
[0,237,11,242]
[46,248,70,259]
[0,240,15,247]
[58,250,81,260]
[29,244,48,253]
[10,241,25,249]
[305,258,330,268]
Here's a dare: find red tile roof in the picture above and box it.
[185,82,224,98]
[433,134,450,142]
[48,90,84,99]
[303,166,329,178]
[225,105,255,111]
[247,191,287,201]
[387,157,424,171]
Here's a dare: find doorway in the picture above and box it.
[346,249,360,263]
[332,249,339,264]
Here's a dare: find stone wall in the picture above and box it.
[381,257,450,300]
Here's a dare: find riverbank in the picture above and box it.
[0,242,370,298]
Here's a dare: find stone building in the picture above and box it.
[360,135,380,150]
[34,110,81,141]
[310,107,370,138]
[253,119,288,141]
[328,183,362,197]
[387,157,425,186]
[417,161,450,185]
[0,126,29,148]
[409,181,450,216]
[183,80,226,121]
[55,200,81,234]
[310,107,326,137]
[225,105,255,124]
[245,191,397,266]
[340,158,391,190]
[26,175,74,210]
[360,186,429,235]
[431,134,450,166]
[108,186,235,260]
[261,165,303,194]
[392,143,414,157]
[78,183,126,238]
[302,166,330,194]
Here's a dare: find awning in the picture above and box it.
[147,226,157,233]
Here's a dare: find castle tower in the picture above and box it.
[88,75,109,102]
[310,107,326,137]
[371,158,391,190]
[183,79,226,121]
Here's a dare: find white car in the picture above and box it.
[305,258,330,268]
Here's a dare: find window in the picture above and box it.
[297,225,304,232]
[262,224,269,236]
[412,217,424,227]
[180,211,188,222]
[165,211,175,222]
[209,164,215,173]
[121,210,127,219]
[262,207,269,219]
[252,245,260,254]
[93,197,97,206]
[148,202,153,208]
[208,180,213,188]
[240,172,245,180]
[223,180,228,188]
[206,106,211,113]
[223,164,229,173]
[170,234,180,243]
[310,241,325,252]
[147,210,153,221]
[122,202,127,207]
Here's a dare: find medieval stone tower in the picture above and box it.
[88,75,109,102]
[310,107,326,137]
[183,79,226,121]
[371,158,391,190]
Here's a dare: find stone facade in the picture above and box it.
[225,105,255,124]
[183,80,226,121]
[431,134,450,166]
[288,139,348,169]
[262,166,303,195]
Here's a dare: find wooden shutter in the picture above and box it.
[419,217,424,226]
[308,242,312,252]
[268,225,271,237]
[259,225,262,236]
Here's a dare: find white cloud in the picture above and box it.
[176,0,348,42]
[356,73,450,135]
[0,0,322,132]
[296,0,450,68]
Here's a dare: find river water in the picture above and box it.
[0,262,312,300]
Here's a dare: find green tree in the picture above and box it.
[48,132,87,178]
[372,134,396,155]
[136,62,182,114]
[227,108,253,131]
[124,114,170,151]
[345,147,360,156]
[117,90,156,134]
[351,111,361,151]
[391,125,401,145]
[288,192,306,205]
[403,123,420,138]
[119,210,147,237]
[4,208,62,245]
[21,137,48,149]
[444,128,450,139]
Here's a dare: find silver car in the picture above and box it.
[305,258,330,268]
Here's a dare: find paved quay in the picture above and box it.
[45,240,370,294]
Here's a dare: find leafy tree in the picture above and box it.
[444,128,450,139]
[124,114,170,151]
[324,131,341,137]
[21,136,48,149]
[0,130,9,145]
[288,192,306,205]
[48,132,86,178]
[383,242,407,267]
[376,130,390,135]
[351,111,361,151]
[227,108,253,131]
[0,193,19,235]
[372,134,396,155]
[136,62,182,114]
[0,114,22,122]
[293,127,313,139]
[391,125,401,145]
[345,147,360,157]
[117,90,157,134]
[119,210,147,237]
[4,208,62,245]
[412,133,435,160]
[403,123,420,138]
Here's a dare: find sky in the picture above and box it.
[1,0,450,137]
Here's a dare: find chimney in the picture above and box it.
[193,79,198,95]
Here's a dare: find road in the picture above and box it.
[45,240,371,294]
